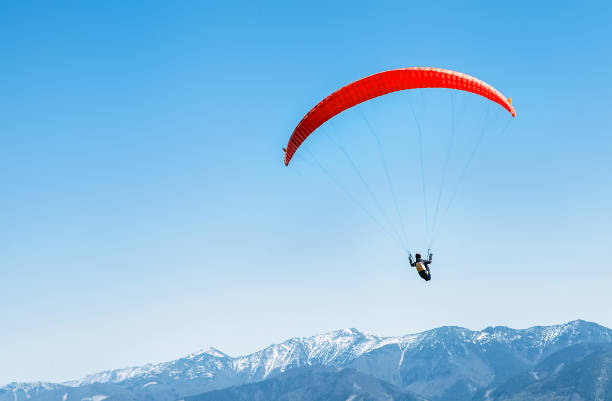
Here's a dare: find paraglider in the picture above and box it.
[409,251,433,282]
[283,67,515,282]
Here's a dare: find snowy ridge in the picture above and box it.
[230,327,402,377]
[1,383,61,392]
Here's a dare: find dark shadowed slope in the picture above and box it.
[476,342,612,401]
[185,366,422,401]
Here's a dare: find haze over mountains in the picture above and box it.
[2,320,611,401]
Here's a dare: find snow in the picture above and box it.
[187,347,228,360]
[80,395,107,401]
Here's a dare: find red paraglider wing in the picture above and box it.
[284,67,516,166]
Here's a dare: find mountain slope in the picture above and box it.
[480,342,612,401]
[184,366,422,401]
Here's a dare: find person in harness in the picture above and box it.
[409,251,433,281]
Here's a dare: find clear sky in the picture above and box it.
[1,0,611,385]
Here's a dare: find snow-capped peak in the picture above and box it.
[187,347,229,360]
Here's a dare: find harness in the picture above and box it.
[415,261,427,272]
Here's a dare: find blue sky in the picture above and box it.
[1,0,611,384]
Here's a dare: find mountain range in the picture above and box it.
[2,319,611,401]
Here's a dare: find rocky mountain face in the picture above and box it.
[475,342,612,401]
[184,366,423,401]
[1,320,610,401]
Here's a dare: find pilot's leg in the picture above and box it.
[418,270,430,281]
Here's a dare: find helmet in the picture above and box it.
[415,253,421,259]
